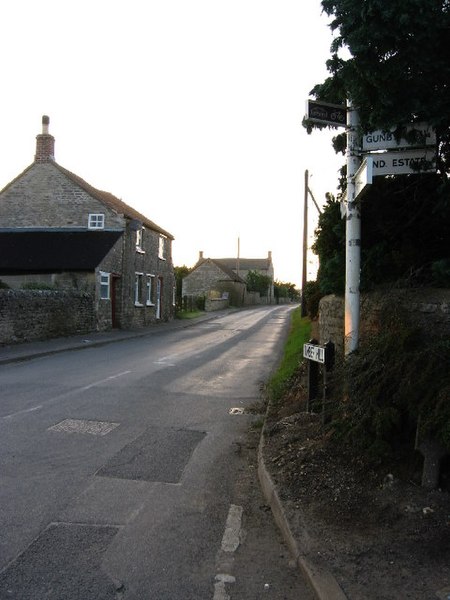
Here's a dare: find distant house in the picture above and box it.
[0,116,175,333]
[182,250,275,307]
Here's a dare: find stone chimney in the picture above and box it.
[268,250,272,262]
[199,250,204,261]
[35,115,55,162]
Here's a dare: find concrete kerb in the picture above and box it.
[257,433,348,600]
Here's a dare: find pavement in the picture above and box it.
[0,312,223,366]
[0,312,346,600]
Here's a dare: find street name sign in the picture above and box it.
[306,100,346,127]
[303,343,325,364]
[362,124,436,152]
[371,149,436,176]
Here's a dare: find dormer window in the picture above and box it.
[136,227,145,253]
[88,213,105,229]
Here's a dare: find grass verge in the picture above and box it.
[266,307,311,403]
[176,310,205,320]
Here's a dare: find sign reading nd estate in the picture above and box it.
[371,148,436,176]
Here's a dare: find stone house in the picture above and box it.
[182,250,275,307]
[0,116,175,333]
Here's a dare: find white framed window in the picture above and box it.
[146,274,155,305]
[88,213,105,229]
[136,227,145,253]
[100,271,110,300]
[158,235,166,260]
[134,272,144,306]
[172,285,176,306]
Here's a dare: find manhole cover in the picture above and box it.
[48,419,120,436]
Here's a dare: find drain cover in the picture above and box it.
[48,419,120,436]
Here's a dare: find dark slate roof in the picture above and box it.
[0,230,123,273]
[217,257,272,271]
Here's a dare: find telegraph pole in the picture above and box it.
[301,169,309,316]
[344,99,361,354]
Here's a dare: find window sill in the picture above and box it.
[136,248,146,254]
[134,302,144,307]
[146,302,155,307]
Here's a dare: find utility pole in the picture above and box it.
[344,99,362,354]
[301,169,309,316]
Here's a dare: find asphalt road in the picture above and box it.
[0,306,314,599]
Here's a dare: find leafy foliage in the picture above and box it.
[314,0,450,158]
[302,280,323,319]
[329,306,450,463]
[174,265,191,307]
[312,196,345,294]
[246,270,272,296]
[305,1,450,292]
[274,280,300,301]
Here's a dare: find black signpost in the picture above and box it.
[303,340,335,423]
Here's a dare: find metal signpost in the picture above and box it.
[305,97,437,356]
[303,340,335,423]
[344,100,362,355]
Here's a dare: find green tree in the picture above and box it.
[306,0,450,290]
[311,0,450,171]
[274,280,300,301]
[174,265,191,307]
[246,270,272,296]
[312,195,345,294]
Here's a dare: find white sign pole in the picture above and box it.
[345,99,361,355]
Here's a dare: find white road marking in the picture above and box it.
[153,355,177,366]
[1,370,131,420]
[212,504,243,599]
[221,504,243,552]
[2,405,43,420]
[213,574,236,600]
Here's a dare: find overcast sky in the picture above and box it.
[0,0,345,287]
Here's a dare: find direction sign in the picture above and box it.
[303,343,325,364]
[354,156,373,199]
[362,124,436,152]
[371,149,436,176]
[306,100,346,127]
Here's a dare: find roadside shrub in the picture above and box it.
[329,307,450,464]
[303,280,323,319]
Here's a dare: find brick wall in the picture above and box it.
[319,288,450,357]
[0,289,95,345]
